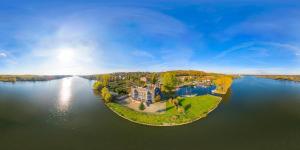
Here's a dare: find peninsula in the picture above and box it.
[87,70,233,126]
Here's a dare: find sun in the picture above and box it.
[57,49,75,63]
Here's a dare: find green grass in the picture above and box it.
[107,94,221,126]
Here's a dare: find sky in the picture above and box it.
[0,0,300,75]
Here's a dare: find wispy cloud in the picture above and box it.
[0,52,7,58]
[214,42,254,59]
[215,41,300,59]
[132,50,154,58]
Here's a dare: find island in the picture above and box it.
[0,75,71,82]
[86,70,233,126]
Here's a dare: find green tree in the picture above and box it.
[101,87,112,103]
[139,102,145,110]
[161,72,178,92]
[150,73,158,84]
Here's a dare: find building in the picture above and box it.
[131,85,162,104]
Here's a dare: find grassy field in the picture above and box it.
[106,95,221,126]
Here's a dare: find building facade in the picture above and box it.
[131,85,162,104]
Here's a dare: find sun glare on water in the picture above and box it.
[58,77,73,112]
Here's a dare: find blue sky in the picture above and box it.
[0,0,300,75]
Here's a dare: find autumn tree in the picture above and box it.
[101,74,111,87]
[93,81,103,90]
[214,76,233,94]
[101,87,112,103]
[94,74,111,90]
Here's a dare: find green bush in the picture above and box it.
[139,102,145,110]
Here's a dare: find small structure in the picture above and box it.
[140,77,148,83]
[131,85,162,105]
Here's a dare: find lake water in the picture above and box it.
[176,85,216,96]
[1,76,300,150]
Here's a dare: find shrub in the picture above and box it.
[172,98,179,109]
[139,102,145,110]
[154,95,161,102]
[177,106,185,114]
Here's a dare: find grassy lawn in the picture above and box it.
[106,94,221,126]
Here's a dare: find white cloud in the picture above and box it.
[0,52,7,58]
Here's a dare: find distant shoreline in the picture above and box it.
[0,75,71,82]
[256,75,300,82]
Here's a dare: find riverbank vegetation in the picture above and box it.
[101,87,112,103]
[107,95,221,126]
[0,75,71,82]
[256,75,300,82]
[213,76,233,94]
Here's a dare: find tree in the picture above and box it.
[102,74,110,87]
[93,81,103,90]
[96,74,110,87]
[101,87,112,103]
[161,72,178,93]
[214,76,233,94]
[150,73,158,84]
[154,95,161,102]
[139,102,145,110]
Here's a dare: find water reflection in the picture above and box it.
[58,77,73,112]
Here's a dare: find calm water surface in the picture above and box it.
[176,85,216,96]
[1,76,300,150]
